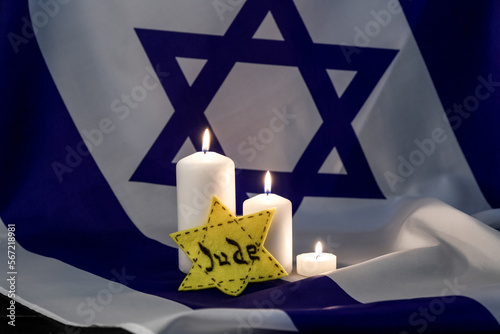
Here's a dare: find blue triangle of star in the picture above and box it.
[130,0,398,213]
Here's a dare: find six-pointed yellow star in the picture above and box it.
[170,195,288,296]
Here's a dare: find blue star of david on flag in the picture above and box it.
[131,0,398,212]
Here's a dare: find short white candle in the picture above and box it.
[296,242,337,276]
[243,171,293,274]
[176,129,235,273]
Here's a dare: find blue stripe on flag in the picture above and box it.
[401,1,500,208]
[288,294,500,334]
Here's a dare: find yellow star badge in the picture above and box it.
[170,195,288,296]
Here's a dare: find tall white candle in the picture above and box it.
[176,129,235,273]
[296,242,337,276]
[243,171,293,274]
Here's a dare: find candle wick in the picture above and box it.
[316,254,320,260]
[203,150,207,154]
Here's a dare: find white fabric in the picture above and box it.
[297,197,500,323]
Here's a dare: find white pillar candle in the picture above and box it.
[243,171,293,274]
[296,242,337,276]
[176,129,235,273]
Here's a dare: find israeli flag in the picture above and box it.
[1,0,500,333]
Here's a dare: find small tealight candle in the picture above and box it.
[296,242,337,276]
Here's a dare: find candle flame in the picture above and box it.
[202,128,210,153]
[264,171,271,195]
[315,242,322,259]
